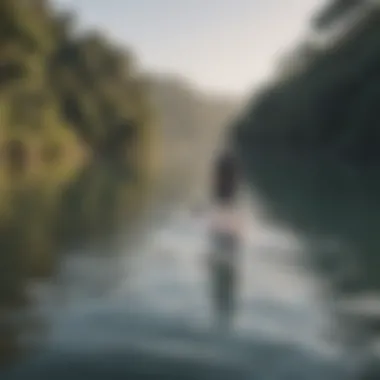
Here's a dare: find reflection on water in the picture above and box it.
[0,161,148,370]
[0,154,365,379]
[208,230,239,329]
[242,152,380,376]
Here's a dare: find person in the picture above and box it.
[210,143,241,233]
[208,143,241,329]
[212,144,239,207]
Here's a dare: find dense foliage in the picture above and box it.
[232,1,380,352]
[234,0,380,166]
[0,0,153,168]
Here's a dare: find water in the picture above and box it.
[0,160,374,379]
[1,208,348,378]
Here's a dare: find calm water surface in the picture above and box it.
[0,163,360,379]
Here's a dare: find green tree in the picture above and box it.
[233,2,380,165]
[0,0,155,174]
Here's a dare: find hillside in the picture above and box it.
[147,74,241,200]
[0,0,240,197]
[0,0,154,177]
[229,1,380,342]
[233,0,380,166]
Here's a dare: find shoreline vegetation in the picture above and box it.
[233,0,380,167]
[0,0,239,194]
[230,1,380,354]
[0,0,159,338]
[0,0,156,182]
[0,0,240,340]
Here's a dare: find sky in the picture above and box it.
[53,0,323,97]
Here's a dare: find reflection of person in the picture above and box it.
[209,229,238,328]
[208,144,241,329]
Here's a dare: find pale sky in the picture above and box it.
[53,0,323,96]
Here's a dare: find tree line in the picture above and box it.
[0,0,153,171]
[233,0,380,166]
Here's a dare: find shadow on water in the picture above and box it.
[0,160,148,372]
[242,150,380,375]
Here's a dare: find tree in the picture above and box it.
[312,0,367,30]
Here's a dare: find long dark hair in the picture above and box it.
[213,145,239,205]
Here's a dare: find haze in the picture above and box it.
[53,0,323,96]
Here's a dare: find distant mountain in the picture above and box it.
[145,73,241,200]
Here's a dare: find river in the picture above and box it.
[1,189,355,379]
